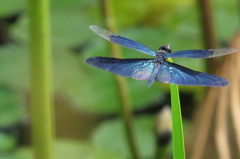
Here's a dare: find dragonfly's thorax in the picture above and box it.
[154,52,165,64]
[154,45,171,64]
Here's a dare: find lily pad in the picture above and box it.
[93,115,156,158]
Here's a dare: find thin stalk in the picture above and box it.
[28,0,54,159]
[198,0,217,71]
[101,0,141,159]
[198,0,216,49]
[168,59,185,159]
[170,84,185,159]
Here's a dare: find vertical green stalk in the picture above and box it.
[170,84,185,159]
[28,0,54,159]
[101,0,141,159]
[168,59,185,159]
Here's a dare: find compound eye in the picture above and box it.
[159,45,171,53]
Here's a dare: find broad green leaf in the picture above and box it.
[93,116,156,158]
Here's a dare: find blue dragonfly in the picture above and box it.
[86,25,237,87]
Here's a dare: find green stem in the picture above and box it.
[168,58,185,159]
[170,84,185,159]
[28,0,54,159]
[101,0,141,159]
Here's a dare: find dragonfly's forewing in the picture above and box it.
[89,25,156,56]
[164,47,237,58]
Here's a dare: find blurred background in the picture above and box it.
[0,0,239,158]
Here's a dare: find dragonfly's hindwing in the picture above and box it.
[86,57,154,80]
[155,62,229,87]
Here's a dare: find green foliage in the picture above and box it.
[0,132,17,152]
[0,86,24,155]
[0,0,26,17]
[0,86,25,127]
[93,116,155,159]
[214,0,239,41]
[0,140,126,159]
[0,120,190,159]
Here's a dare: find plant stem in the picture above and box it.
[28,0,54,159]
[170,84,185,159]
[198,0,217,71]
[101,0,141,159]
[198,0,216,49]
[168,58,185,159]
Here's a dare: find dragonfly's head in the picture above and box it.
[158,45,171,54]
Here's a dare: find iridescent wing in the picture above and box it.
[164,47,237,58]
[86,57,154,80]
[89,25,156,56]
[155,61,229,87]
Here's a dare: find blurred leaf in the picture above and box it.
[54,140,125,159]
[0,0,26,17]
[113,0,193,27]
[213,0,238,41]
[0,45,29,89]
[0,140,125,159]
[93,116,155,158]
[0,85,25,127]
[50,0,89,9]
[113,0,148,27]
[0,132,17,152]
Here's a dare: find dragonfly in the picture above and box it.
[86,25,237,87]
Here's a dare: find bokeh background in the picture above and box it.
[0,0,239,158]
